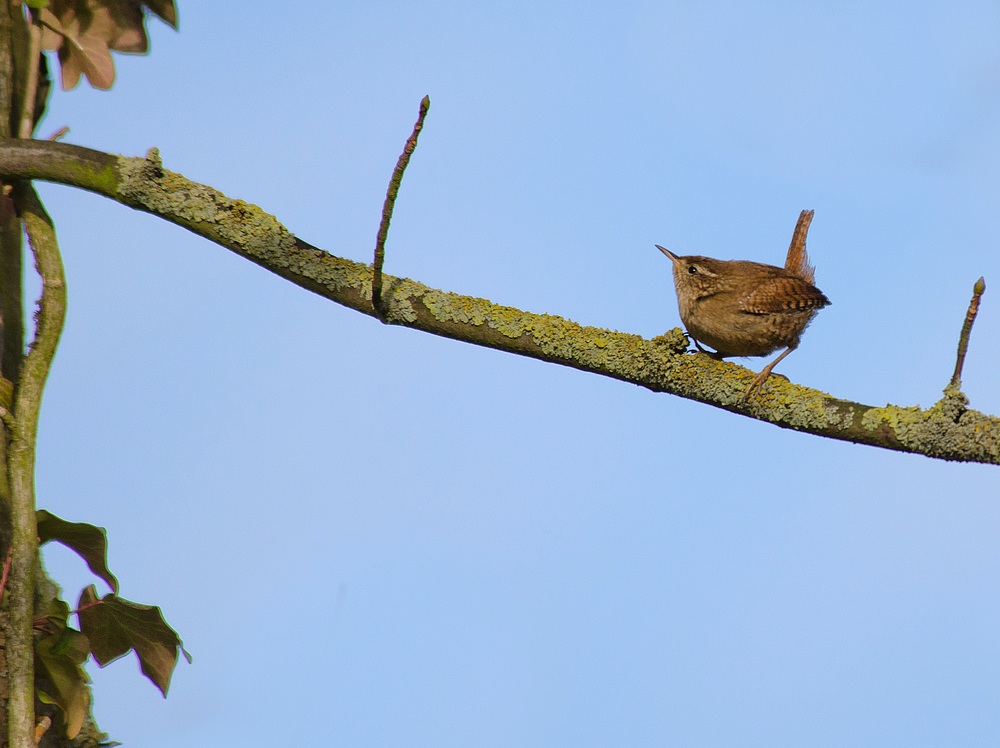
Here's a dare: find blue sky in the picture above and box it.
[29,2,1000,746]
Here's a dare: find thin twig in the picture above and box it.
[949,276,986,389]
[46,125,69,141]
[16,12,41,139]
[371,95,430,318]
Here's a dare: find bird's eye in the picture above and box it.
[687,266,698,275]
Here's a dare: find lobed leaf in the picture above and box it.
[77,585,190,697]
[37,509,119,593]
[35,0,178,89]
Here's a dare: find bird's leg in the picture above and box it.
[742,346,795,401]
[690,337,728,360]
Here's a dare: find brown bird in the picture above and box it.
[656,210,830,399]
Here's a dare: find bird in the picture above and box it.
[655,210,830,399]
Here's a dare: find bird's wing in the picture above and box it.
[740,275,830,314]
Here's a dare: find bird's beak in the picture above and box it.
[655,245,679,264]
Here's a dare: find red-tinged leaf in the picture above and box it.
[77,585,190,697]
[38,6,69,49]
[39,0,131,89]
[37,0,177,89]
[37,509,119,594]
[109,26,147,54]
[101,0,146,53]
[35,630,91,738]
[56,26,116,89]
[142,0,176,27]
[55,44,82,89]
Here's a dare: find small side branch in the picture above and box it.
[371,95,430,319]
[949,276,985,390]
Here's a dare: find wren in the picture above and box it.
[656,210,830,399]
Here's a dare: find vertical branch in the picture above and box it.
[948,276,985,390]
[1,0,24,385]
[0,0,16,138]
[0,1,24,745]
[7,182,66,748]
[15,11,39,139]
[371,95,430,317]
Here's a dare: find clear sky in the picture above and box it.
[30,2,1000,746]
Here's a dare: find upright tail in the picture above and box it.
[784,209,816,283]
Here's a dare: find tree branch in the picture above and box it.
[0,139,997,464]
[6,181,65,748]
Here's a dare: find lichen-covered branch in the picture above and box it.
[0,139,997,464]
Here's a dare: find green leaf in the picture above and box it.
[77,585,190,697]
[34,625,91,739]
[34,593,92,737]
[49,623,92,663]
[37,509,119,594]
[35,593,71,628]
